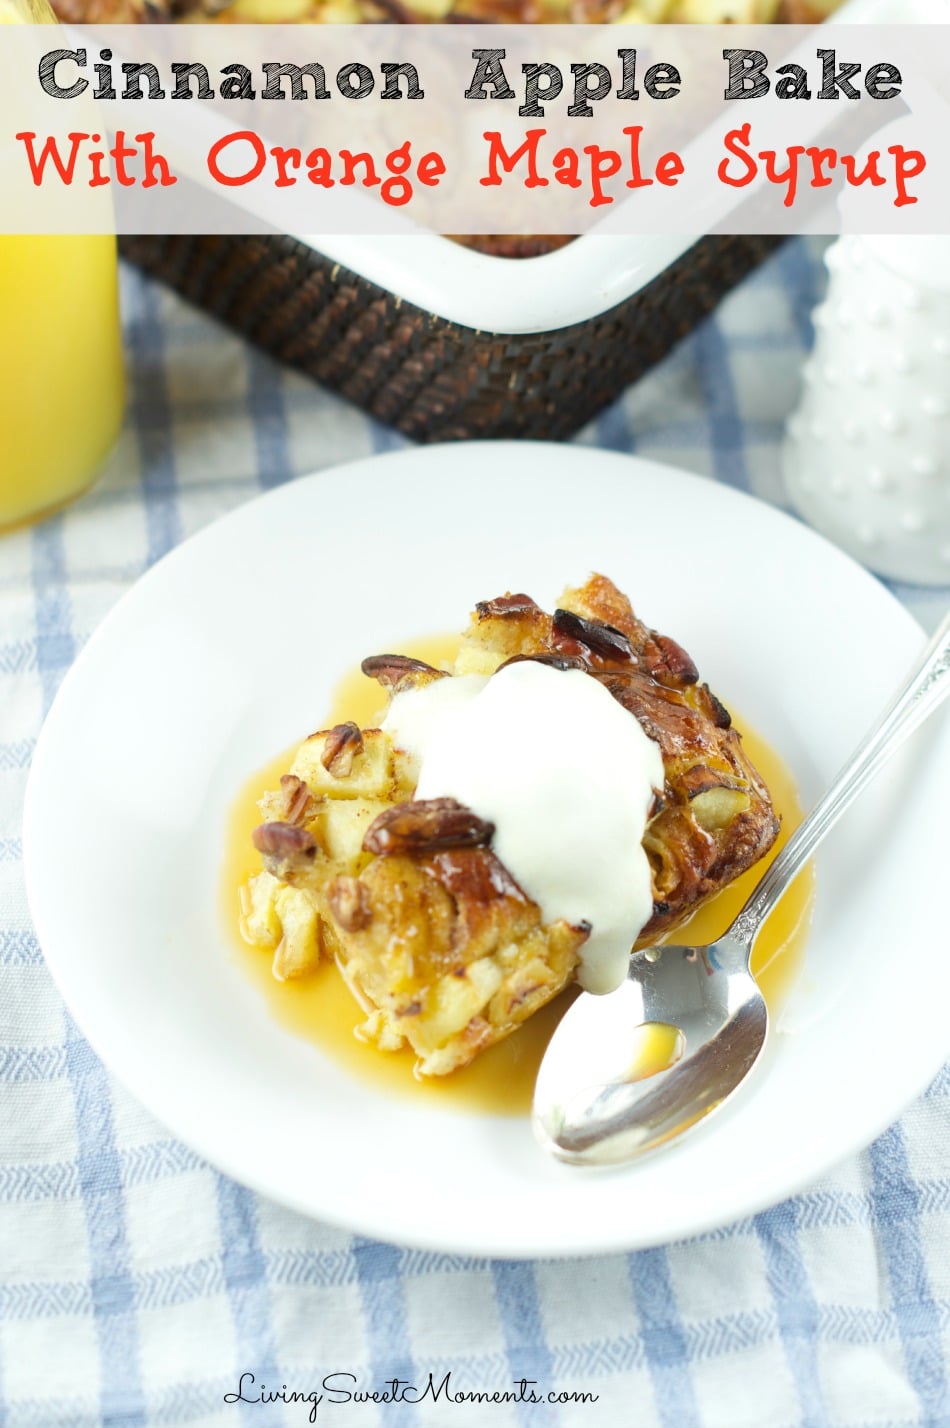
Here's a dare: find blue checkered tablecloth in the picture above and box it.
[1,238,949,1428]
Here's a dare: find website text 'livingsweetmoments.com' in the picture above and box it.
[223,1371,599,1421]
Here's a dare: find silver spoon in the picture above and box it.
[533,608,950,1167]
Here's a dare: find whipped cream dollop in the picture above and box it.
[382,660,664,995]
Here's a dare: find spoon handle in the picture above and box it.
[730,607,950,946]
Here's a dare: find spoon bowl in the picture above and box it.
[534,934,767,1165]
[534,605,950,1168]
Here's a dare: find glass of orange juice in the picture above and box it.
[0,0,125,530]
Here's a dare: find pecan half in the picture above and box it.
[475,593,540,620]
[279,774,313,826]
[252,821,317,872]
[647,634,699,686]
[320,722,363,778]
[552,608,635,663]
[327,875,372,933]
[363,798,495,856]
[360,654,445,690]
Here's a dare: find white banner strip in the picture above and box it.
[0,23,947,233]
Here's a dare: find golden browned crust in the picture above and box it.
[336,846,589,1070]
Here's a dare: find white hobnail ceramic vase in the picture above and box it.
[784,236,950,586]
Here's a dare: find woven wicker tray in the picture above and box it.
[119,233,783,442]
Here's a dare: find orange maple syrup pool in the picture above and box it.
[222,636,814,1115]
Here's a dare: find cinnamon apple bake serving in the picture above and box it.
[239,574,779,1077]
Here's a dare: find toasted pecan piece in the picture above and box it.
[321,721,363,778]
[361,654,446,694]
[552,607,636,663]
[363,798,495,856]
[475,593,540,620]
[252,821,318,879]
[278,774,313,826]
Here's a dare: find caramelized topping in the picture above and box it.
[363,797,495,856]
[680,765,743,800]
[704,687,733,729]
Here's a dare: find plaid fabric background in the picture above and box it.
[1,238,948,1428]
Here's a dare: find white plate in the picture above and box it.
[24,443,950,1258]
